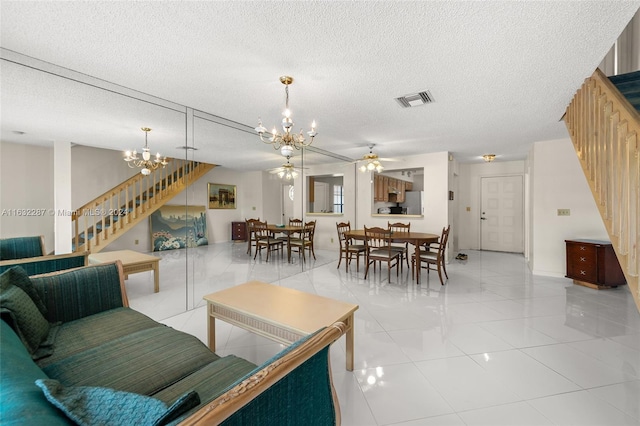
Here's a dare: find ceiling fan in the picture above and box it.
[268,156,306,180]
[356,144,400,173]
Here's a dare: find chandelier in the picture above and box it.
[124,127,168,175]
[359,145,384,173]
[255,76,317,157]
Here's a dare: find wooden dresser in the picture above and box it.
[565,239,626,289]
[231,221,247,242]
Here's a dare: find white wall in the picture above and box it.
[0,141,55,253]
[457,160,526,250]
[529,138,608,276]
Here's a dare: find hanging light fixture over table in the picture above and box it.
[255,76,317,157]
[359,145,385,173]
[124,127,168,175]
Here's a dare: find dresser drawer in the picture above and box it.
[231,221,247,241]
[566,242,597,282]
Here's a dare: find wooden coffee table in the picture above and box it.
[203,281,359,371]
[89,249,160,293]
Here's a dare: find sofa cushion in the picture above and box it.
[43,326,221,396]
[36,379,200,426]
[1,266,48,315]
[37,307,162,368]
[30,263,125,323]
[0,275,50,355]
[0,320,71,425]
[152,355,257,408]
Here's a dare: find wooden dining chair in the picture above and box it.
[387,221,411,270]
[245,217,261,255]
[364,226,401,282]
[336,222,366,272]
[253,221,284,262]
[289,220,316,261]
[411,225,450,285]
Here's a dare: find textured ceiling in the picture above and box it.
[1,1,639,171]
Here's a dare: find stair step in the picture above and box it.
[608,70,640,85]
[609,71,640,113]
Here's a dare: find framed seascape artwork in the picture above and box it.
[150,205,208,252]
[208,183,236,209]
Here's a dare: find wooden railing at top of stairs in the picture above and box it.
[564,68,640,312]
[72,159,215,253]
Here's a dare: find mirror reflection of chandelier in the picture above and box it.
[255,76,317,157]
[124,127,168,175]
[278,157,299,180]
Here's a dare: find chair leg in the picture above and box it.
[442,259,449,279]
[337,251,343,269]
[437,262,445,285]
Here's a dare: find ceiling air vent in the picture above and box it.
[395,90,434,108]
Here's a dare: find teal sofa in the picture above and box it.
[0,261,346,425]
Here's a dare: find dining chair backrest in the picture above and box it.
[289,218,303,228]
[364,226,392,251]
[252,221,270,238]
[439,225,451,253]
[336,221,351,247]
[246,217,261,234]
[388,222,410,234]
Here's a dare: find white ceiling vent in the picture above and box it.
[395,90,434,108]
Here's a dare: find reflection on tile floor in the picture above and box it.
[126,244,640,425]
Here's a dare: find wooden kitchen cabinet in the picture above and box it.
[565,239,626,289]
[231,221,247,241]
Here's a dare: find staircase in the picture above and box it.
[564,68,640,312]
[72,159,215,253]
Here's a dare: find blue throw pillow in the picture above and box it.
[0,266,48,315]
[0,276,50,354]
[36,379,199,426]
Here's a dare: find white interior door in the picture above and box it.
[281,184,294,224]
[481,175,524,252]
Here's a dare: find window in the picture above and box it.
[333,185,344,213]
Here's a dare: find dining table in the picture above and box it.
[345,230,439,284]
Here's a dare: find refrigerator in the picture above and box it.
[402,191,423,215]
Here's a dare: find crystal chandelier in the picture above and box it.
[124,127,168,175]
[255,76,317,157]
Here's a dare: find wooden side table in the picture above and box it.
[565,239,626,289]
[89,250,160,293]
[231,221,247,242]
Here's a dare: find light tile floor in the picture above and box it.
[125,243,640,425]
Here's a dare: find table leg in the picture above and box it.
[207,312,216,352]
[346,314,355,371]
[415,243,421,284]
[153,261,159,293]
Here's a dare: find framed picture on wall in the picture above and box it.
[208,183,236,209]
[150,205,208,251]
